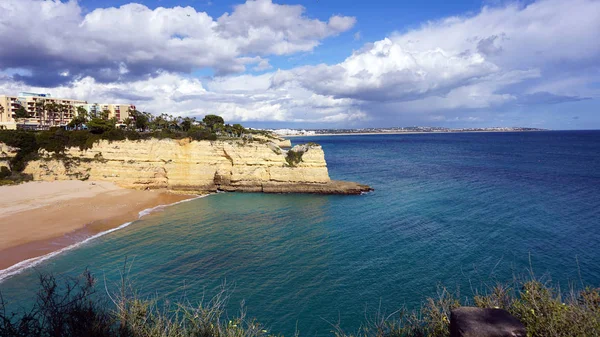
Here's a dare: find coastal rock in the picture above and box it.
[250,134,292,148]
[0,143,17,170]
[450,307,526,337]
[20,138,371,195]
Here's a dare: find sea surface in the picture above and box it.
[2,131,600,336]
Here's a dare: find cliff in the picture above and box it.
[0,142,17,171]
[19,138,371,195]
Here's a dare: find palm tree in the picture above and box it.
[57,104,65,126]
[45,103,57,127]
[35,100,45,128]
[123,117,133,130]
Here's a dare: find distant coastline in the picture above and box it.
[284,129,549,137]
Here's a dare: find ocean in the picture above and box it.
[1,131,600,336]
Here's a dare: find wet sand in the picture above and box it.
[0,181,194,271]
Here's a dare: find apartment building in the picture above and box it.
[79,103,135,122]
[0,93,135,130]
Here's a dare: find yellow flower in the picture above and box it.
[530,309,535,315]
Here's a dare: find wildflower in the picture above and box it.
[530,309,535,315]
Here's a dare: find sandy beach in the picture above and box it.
[0,181,194,271]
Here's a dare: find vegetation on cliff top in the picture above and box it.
[0,113,288,185]
[1,269,598,337]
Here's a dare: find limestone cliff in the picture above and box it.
[20,138,371,194]
[0,143,17,171]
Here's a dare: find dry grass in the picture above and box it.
[1,268,598,337]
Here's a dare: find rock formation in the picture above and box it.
[450,307,526,337]
[18,138,371,195]
[0,143,17,171]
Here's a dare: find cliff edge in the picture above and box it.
[19,138,372,195]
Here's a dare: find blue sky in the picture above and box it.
[0,0,598,129]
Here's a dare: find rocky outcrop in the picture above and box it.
[450,307,526,337]
[0,143,17,170]
[20,138,372,195]
[250,134,292,148]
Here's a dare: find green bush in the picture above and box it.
[1,269,599,337]
[0,166,10,179]
[285,150,304,166]
[187,129,217,141]
[0,179,15,186]
[0,130,39,172]
[0,271,272,337]
[1,126,263,175]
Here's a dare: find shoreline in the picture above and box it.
[283,130,549,137]
[0,181,199,281]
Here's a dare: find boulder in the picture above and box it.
[450,307,526,337]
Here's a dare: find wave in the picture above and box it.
[0,194,212,283]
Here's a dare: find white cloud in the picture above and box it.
[0,0,598,126]
[0,0,355,84]
[273,38,499,102]
[268,0,600,123]
[0,71,363,124]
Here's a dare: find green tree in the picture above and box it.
[232,123,245,137]
[14,106,31,123]
[123,117,134,130]
[58,104,66,125]
[87,117,115,134]
[130,110,149,131]
[202,114,225,132]
[180,117,195,132]
[68,106,89,130]
[100,109,111,121]
[35,100,46,127]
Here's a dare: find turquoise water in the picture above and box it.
[2,131,600,336]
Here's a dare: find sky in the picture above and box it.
[0,0,598,129]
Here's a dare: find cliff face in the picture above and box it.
[19,138,371,194]
[0,143,17,171]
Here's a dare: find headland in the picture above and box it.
[0,126,372,276]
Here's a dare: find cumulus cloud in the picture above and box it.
[0,0,355,85]
[272,38,499,102]
[0,71,364,124]
[268,0,600,123]
[1,0,598,126]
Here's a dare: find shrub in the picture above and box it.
[285,150,304,166]
[1,269,599,337]
[0,271,272,337]
[88,118,116,135]
[103,128,127,142]
[0,130,39,172]
[187,129,217,141]
[0,166,10,179]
